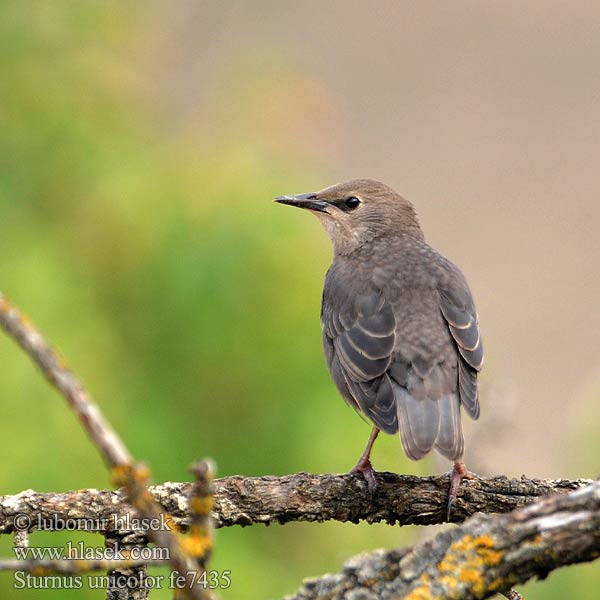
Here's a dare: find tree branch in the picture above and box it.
[0,473,591,534]
[283,478,600,599]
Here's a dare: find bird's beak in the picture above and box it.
[274,193,329,213]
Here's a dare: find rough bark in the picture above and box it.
[284,478,600,599]
[0,473,591,534]
[105,532,149,600]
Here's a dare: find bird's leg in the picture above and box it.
[351,427,380,493]
[447,460,479,520]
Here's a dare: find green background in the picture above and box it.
[0,2,598,598]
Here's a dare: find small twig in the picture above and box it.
[186,460,216,569]
[0,293,131,467]
[111,463,213,600]
[172,460,217,600]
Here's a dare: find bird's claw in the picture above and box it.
[351,460,378,494]
[446,461,479,521]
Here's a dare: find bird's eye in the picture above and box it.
[344,196,361,210]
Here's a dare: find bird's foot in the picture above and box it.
[351,458,378,494]
[446,460,480,521]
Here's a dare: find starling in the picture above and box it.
[275,179,483,516]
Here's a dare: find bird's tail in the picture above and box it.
[394,384,464,461]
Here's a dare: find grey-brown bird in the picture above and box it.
[275,179,483,516]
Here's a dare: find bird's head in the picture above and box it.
[275,179,423,255]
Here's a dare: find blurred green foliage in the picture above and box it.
[0,2,597,599]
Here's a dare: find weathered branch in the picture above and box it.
[0,473,591,534]
[284,478,600,599]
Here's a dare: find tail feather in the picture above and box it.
[395,383,464,462]
[395,383,440,460]
[434,393,464,460]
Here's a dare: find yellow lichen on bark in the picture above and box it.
[405,585,435,600]
[405,574,435,600]
[190,495,214,516]
[437,534,504,596]
[406,534,505,599]
[180,533,212,558]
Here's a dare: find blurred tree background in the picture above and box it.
[0,1,598,598]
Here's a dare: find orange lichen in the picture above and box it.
[111,463,151,487]
[406,583,435,600]
[190,495,214,515]
[131,463,151,482]
[163,513,178,531]
[438,574,459,592]
[436,534,504,597]
[110,464,130,487]
[180,534,212,558]
[405,574,437,600]
[407,535,505,598]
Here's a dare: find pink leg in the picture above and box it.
[447,460,479,520]
[351,427,380,493]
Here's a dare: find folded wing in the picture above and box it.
[438,272,483,420]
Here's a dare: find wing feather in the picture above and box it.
[322,289,398,431]
[438,269,483,421]
[439,287,484,371]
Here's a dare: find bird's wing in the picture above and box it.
[438,267,483,420]
[321,290,398,433]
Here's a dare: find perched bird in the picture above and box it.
[275,179,483,515]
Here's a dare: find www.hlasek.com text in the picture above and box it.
[13,541,169,561]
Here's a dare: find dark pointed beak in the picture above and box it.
[274,193,329,213]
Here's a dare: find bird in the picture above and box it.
[275,179,483,517]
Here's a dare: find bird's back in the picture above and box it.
[321,235,482,462]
